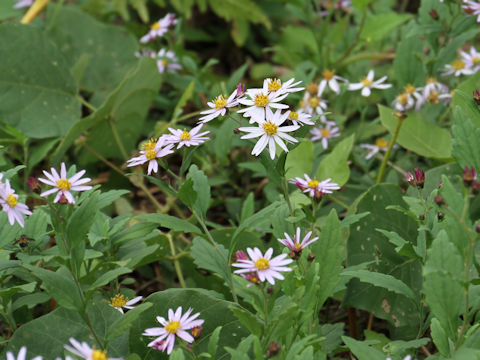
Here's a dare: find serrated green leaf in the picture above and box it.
[190,237,229,281]
[178,178,197,208]
[452,106,480,171]
[342,336,386,360]
[187,164,211,219]
[361,13,413,43]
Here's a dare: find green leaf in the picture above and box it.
[240,193,255,223]
[393,35,426,86]
[316,134,354,186]
[0,24,81,138]
[136,213,202,234]
[378,104,452,158]
[97,190,130,209]
[129,288,249,359]
[190,237,229,281]
[451,106,480,172]
[361,13,413,43]
[187,164,211,219]
[352,0,372,11]
[178,178,197,208]
[342,336,386,360]
[207,0,270,29]
[226,63,248,91]
[451,75,480,127]
[173,80,195,120]
[229,306,262,337]
[207,326,222,357]
[89,267,132,292]
[285,140,314,179]
[430,317,451,357]
[106,302,152,342]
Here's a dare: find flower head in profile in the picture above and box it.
[127,136,174,175]
[6,346,42,360]
[0,179,32,228]
[320,69,347,94]
[109,294,142,314]
[405,168,425,188]
[289,174,340,199]
[392,84,422,111]
[310,123,340,149]
[39,163,92,204]
[143,307,204,355]
[238,108,299,159]
[442,59,474,77]
[278,227,318,256]
[156,49,182,73]
[165,124,210,149]
[288,110,314,126]
[262,78,304,95]
[232,247,293,285]
[460,46,480,71]
[348,70,392,97]
[64,338,123,360]
[140,13,177,43]
[301,82,328,115]
[360,138,391,160]
[199,89,240,123]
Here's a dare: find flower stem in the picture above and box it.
[282,176,294,216]
[167,234,186,288]
[376,114,404,184]
[109,117,129,160]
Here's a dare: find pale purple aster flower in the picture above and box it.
[320,69,348,94]
[262,78,304,95]
[127,136,174,175]
[156,49,182,73]
[0,179,32,228]
[288,109,314,126]
[232,247,293,285]
[310,123,340,149]
[460,46,480,71]
[143,307,204,355]
[278,227,318,253]
[463,1,480,22]
[6,346,42,360]
[442,59,475,77]
[39,163,92,204]
[165,124,210,149]
[348,70,392,97]
[199,89,240,123]
[238,108,299,160]
[288,174,340,198]
[64,338,123,360]
[140,13,177,43]
[13,0,33,9]
[109,294,142,314]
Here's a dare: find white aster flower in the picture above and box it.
[237,82,289,124]
[127,136,174,175]
[348,70,392,97]
[156,48,182,73]
[442,59,474,77]
[199,89,239,123]
[239,108,299,159]
[302,82,328,115]
[39,163,92,204]
[310,123,340,149]
[143,307,204,355]
[289,174,340,198]
[165,124,210,149]
[360,138,392,160]
[460,46,480,71]
[320,69,347,94]
[463,1,480,22]
[64,338,123,360]
[278,227,318,253]
[262,78,304,95]
[232,247,293,285]
[109,294,142,314]
[392,84,422,111]
[140,13,177,43]
[0,179,32,228]
[6,346,42,360]
[288,109,314,126]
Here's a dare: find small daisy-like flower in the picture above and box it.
[39,163,92,204]
[463,1,480,22]
[165,124,210,149]
[320,69,347,94]
[199,89,240,123]
[310,123,340,149]
[278,227,318,254]
[13,0,33,9]
[232,247,293,285]
[156,49,182,74]
[143,307,204,355]
[238,108,299,160]
[289,174,340,198]
[302,82,328,115]
[262,78,304,95]
[460,46,480,71]
[140,13,177,43]
[360,138,390,160]
[237,82,289,123]
[64,338,123,360]
[6,346,42,360]
[442,59,474,77]
[288,109,314,126]
[392,84,422,111]
[109,294,142,314]
[348,70,392,97]
[0,179,32,228]
[127,137,174,175]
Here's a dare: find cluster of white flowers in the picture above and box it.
[391,77,451,112]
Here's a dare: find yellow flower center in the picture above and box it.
[397,93,409,105]
[375,138,388,148]
[322,69,334,80]
[452,60,465,70]
[306,83,319,95]
[160,59,168,67]
[145,149,157,160]
[255,257,270,270]
[361,77,372,87]
[214,95,227,109]
[426,77,437,84]
[427,91,439,104]
[307,179,319,189]
[141,139,157,151]
[289,111,299,120]
[268,79,282,91]
[254,94,269,107]
[295,243,302,251]
[308,97,320,108]
[151,22,160,30]
[180,130,191,141]
[56,179,71,191]
[404,84,416,94]
[92,349,107,360]
[473,57,480,65]
[321,129,330,137]
[165,320,181,334]
[6,194,17,208]
[262,122,278,136]
[110,294,128,308]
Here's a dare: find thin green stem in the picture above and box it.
[334,10,367,68]
[109,118,129,160]
[282,177,294,216]
[77,95,98,112]
[376,115,404,184]
[167,234,186,288]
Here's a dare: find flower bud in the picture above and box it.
[307,253,316,262]
[473,90,480,106]
[27,177,41,194]
[463,166,477,187]
[437,212,444,220]
[419,214,425,221]
[434,194,444,206]
[236,83,245,97]
[235,250,248,261]
[475,224,480,233]
[266,341,281,358]
[267,286,274,294]
[191,325,203,339]
[405,168,425,188]
[429,9,439,20]
[233,128,240,134]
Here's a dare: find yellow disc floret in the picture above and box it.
[404,84,416,94]
[308,97,320,108]
[6,194,17,208]
[397,93,409,106]
[255,258,270,270]
[361,77,372,87]
[141,139,157,151]
[452,60,465,70]
[92,349,107,360]
[321,129,331,137]
[180,130,191,141]
[146,149,157,160]
[473,57,480,65]
[214,95,227,109]
[263,122,278,136]
[306,83,319,95]
[307,179,319,189]
[289,111,299,120]
[151,22,160,30]
[322,69,334,80]
[254,94,269,107]
[426,77,437,84]
[268,79,282,91]
[110,294,128,308]
[375,138,388,148]
[427,91,439,104]
[165,320,181,334]
[295,243,302,251]
[56,179,71,191]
